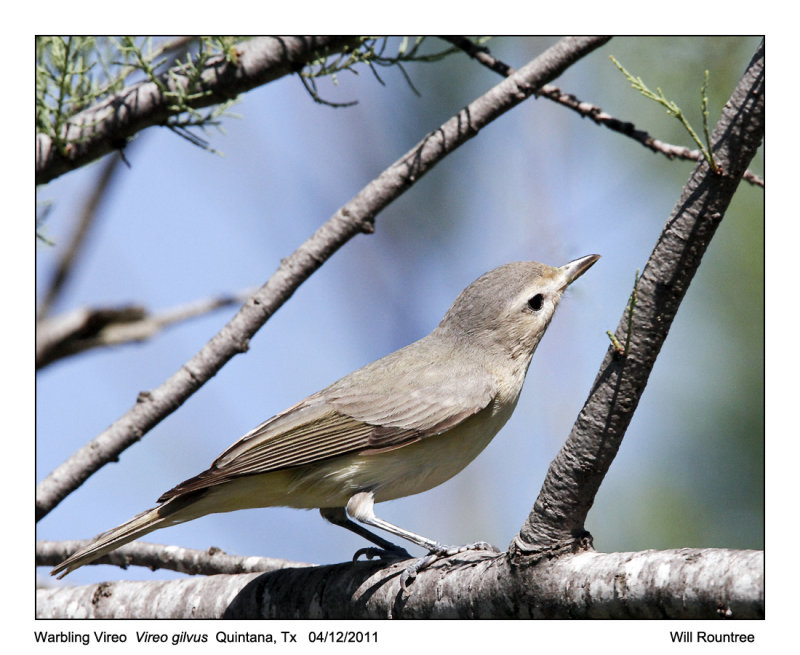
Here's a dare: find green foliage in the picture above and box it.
[36,37,244,155]
[609,55,719,173]
[37,37,114,154]
[299,36,485,106]
[606,269,640,357]
[36,36,475,153]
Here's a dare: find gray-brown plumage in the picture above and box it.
[52,255,599,580]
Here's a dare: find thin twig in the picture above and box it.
[37,540,311,577]
[36,287,256,369]
[36,37,612,522]
[442,36,764,188]
[37,151,128,320]
[609,55,718,172]
[605,269,639,356]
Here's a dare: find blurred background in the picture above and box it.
[36,36,763,585]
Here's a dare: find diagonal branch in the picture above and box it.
[37,151,130,320]
[511,40,764,557]
[36,36,362,185]
[36,36,612,522]
[442,36,764,188]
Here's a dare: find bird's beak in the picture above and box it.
[559,254,601,290]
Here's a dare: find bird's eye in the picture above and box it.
[527,293,544,311]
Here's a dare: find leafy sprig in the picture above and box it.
[299,36,485,106]
[610,55,719,173]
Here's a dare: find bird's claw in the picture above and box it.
[352,545,411,562]
[439,540,500,556]
[399,541,499,592]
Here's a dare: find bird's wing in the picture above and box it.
[323,359,498,448]
[158,344,497,501]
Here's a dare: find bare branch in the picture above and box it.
[512,40,764,557]
[36,287,256,369]
[36,36,612,522]
[36,36,362,184]
[442,36,764,188]
[37,151,130,319]
[37,540,309,576]
[37,547,763,619]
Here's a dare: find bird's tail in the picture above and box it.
[51,502,183,579]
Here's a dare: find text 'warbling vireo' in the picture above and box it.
[52,254,599,584]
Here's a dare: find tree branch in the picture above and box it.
[36,287,256,369]
[511,40,764,557]
[37,547,763,619]
[36,540,309,576]
[36,36,612,522]
[442,36,764,187]
[37,151,130,319]
[35,36,362,185]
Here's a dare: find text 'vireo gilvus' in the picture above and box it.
[52,254,599,584]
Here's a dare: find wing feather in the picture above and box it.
[159,336,497,501]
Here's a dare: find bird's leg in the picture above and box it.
[319,506,411,561]
[344,492,499,590]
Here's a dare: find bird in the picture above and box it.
[51,254,599,586]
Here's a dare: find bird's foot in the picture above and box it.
[400,541,500,591]
[352,544,411,562]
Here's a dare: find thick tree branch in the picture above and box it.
[37,547,762,619]
[35,36,362,185]
[37,540,309,576]
[512,41,764,556]
[36,36,611,522]
[442,36,764,187]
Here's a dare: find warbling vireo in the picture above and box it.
[52,254,599,583]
